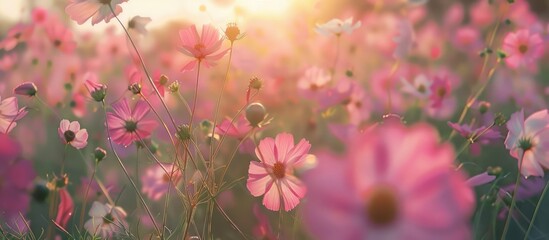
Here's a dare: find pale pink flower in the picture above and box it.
[31,7,48,25]
[128,16,152,36]
[141,163,182,200]
[58,119,88,149]
[297,66,331,92]
[400,74,431,99]
[303,123,474,240]
[503,29,544,69]
[504,109,549,177]
[178,24,229,72]
[315,17,361,36]
[106,98,157,147]
[84,201,128,238]
[392,19,415,59]
[65,0,128,26]
[0,96,27,134]
[247,133,311,211]
[467,172,496,187]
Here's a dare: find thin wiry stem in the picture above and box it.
[101,101,162,237]
[523,178,549,239]
[502,152,525,240]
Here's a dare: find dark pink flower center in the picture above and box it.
[364,186,399,226]
[194,43,205,53]
[272,162,285,179]
[64,130,76,142]
[53,39,61,47]
[518,44,528,54]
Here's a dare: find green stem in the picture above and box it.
[523,179,549,239]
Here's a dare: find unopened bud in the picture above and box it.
[13,82,38,96]
[168,81,180,93]
[249,77,262,90]
[159,75,169,85]
[246,102,267,127]
[494,113,507,126]
[225,22,241,42]
[94,147,107,162]
[478,101,491,114]
[176,124,192,141]
[128,83,142,94]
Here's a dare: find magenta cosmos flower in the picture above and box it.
[504,109,549,177]
[65,0,128,26]
[141,163,182,200]
[106,98,157,147]
[179,24,229,72]
[247,133,311,211]
[502,29,544,69]
[0,134,35,231]
[303,123,474,240]
[58,119,88,149]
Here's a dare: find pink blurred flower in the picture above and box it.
[58,119,88,149]
[429,75,451,109]
[503,29,544,69]
[65,0,128,25]
[0,24,33,51]
[141,163,182,200]
[303,123,474,240]
[392,19,415,59]
[0,134,35,229]
[45,18,77,54]
[252,204,276,239]
[178,24,229,72]
[247,133,311,211]
[55,188,74,230]
[400,74,431,99]
[467,172,496,187]
[0,96,27,134]
[84,201,128,238]
[447,122,501,144]
[216,116,255,154]
[297,66,331,93]
[504,109,549,177]
[106,98,157,147]
[31,7,48,24]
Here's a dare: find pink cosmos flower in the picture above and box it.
[467,172,496,187]
[178,24,229,72]
[106,98,157,147]
[0,96,27,134]
[55,188,74,230]
[447,122,501,144]
[429,75,451,109]
[45,18,77,54]
[400,74,431,99]
[303,123,474,240]
[141,163,182,200]
[503,29,544,69]
[84,201,128,238]
[246,133,311,211]
[65,0,128,26]
[58,119,88,149]
[0,24,33,51]
[297,66,331,93]
[216,116,255,154]
[504,109,549,177]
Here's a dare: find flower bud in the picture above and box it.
[249,77,262,90]
[225,23,241,42]
[478,101,491,114]
[94,147,107,162]
[85,79,107,102]
[159,75,169,85]
[14,82,38,96]
[32,182,49,203]
[176,124,192,141]
[246,102,267,127]
[128,83,142,94]
[168,81,180,93]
